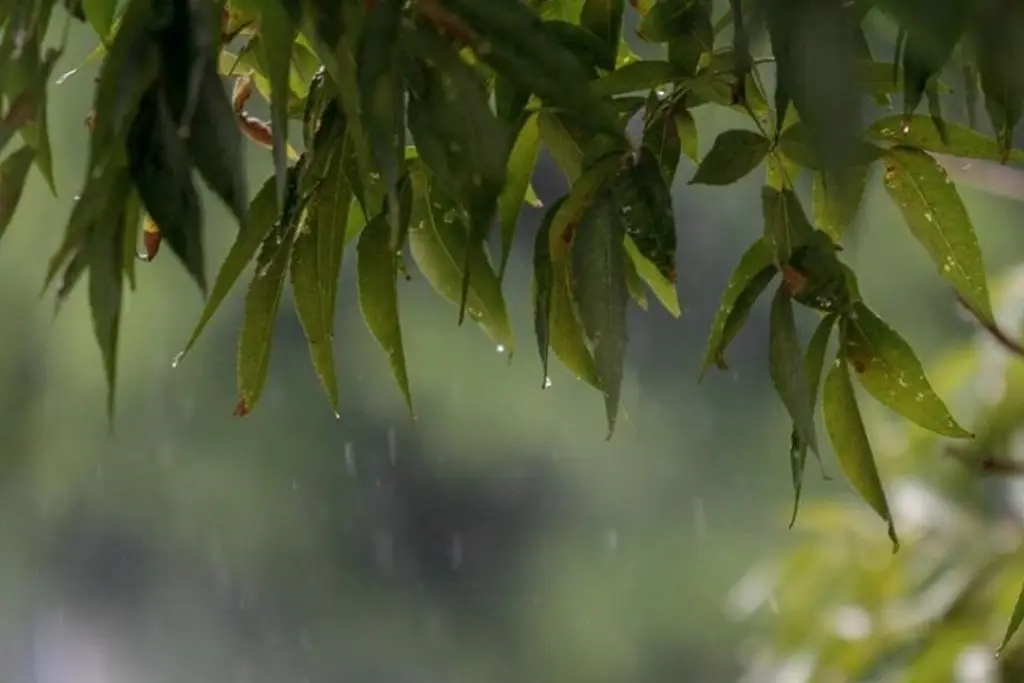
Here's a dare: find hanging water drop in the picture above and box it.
[496,344,505,354]
[171,351,184,368]
[542,376,552,390]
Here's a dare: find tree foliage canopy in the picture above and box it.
[3,0,1024,644]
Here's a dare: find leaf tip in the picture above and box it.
[233,397,251,417]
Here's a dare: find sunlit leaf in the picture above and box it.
[822,358,899,551]
[867,115,1024,163]
[690,129,770,186]
[881,146,994,325]
[840,302,971,438]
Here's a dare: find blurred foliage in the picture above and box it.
[733,266,1024,681]
[5,0,1024,648]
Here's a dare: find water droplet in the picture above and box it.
[333,410,341,419]
[171,351,184,368]
[496,344,505,354]
[542,376,552,390]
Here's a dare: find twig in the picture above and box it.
[956,293,1024,360]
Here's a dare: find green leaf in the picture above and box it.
[769,286,819,457]
[82,0,116,39]
[676,108,698,163]
[590,60,681,97]
[788,312,838,527]
[777,122,882,171]
[257,0,296,208]
[689,129,771,186]
[569,184,629,438]
[408,162,513,352]
[543,19,614,73]
[700,238,777,378]
[624,236,680,317]
[357,0,404,205]
[612,147,676,284]
[358,212,414,416]
[533,197,560,387]
[126,87,206,293]
[810,165,868,242]
[867,114,1024,163]
[236,226,295,416]
[642,96,683,184]
[881,146,993,325]
[822,358,899,551]
[785,231,860,315]
[899,4,966,119]
[666,1,713,77]
[498,110,542,278]
[1000,581,1024,654]
[579,0,625,66]
[177,175,279,361]
[973,1,1024,161]
[762,185,814,266]
[0,146,36,241]
[538,110,585,182]
[840,303,971,438]
[548,154,622,260]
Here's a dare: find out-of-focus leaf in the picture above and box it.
[881,146,993,325]
[676,108,698,162]
[0,146,36,241]
[701,238,776,377]
[1000,581,1024,653]
[543,19,614,73]
[777,123,882,171]
[256,0,296,208]
[867,115,1024,163]
[87,192,129,422]
[762,185,814,266]
[178,175,278,360]
[769,287,819,457]
[579,0,625,68]
[811,165,868,242]
[408,162,513,352]
[971,0,1024,162]
[689,129,770,185]
[538,109,585,182]
[822,358,899,551]
[569,184,629,438]
[590,60,681,97]
[840,302,971,438]
[358,212,413,416]
[82,0,117,39]
[789,312,838,527]
[897,1,967,119]
[498,110,542,278]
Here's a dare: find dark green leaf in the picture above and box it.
[700,238,776,377]
[785,231,860,315]
[533,197,561,387]
[881,146,993,325]
[579,0,625,67]
[642,97,682,184]
[840,302,971,438]
[811,165,868,242]
[612,147,677,285]
[498,110,542,278]
[408,162,513,352]
[257,0,296,208]
[899,3,967,119]
[569,185,629,438]
[971,1,1024,162]
[666,1,713,77]
[358,212,414,416]
[0,146,36,241]
[590,60,682,98]
[543,19,615,73]
[867,114,1024,163]
[822,358,899,551]
[676,108,698,162]
[689,129,770,185]
[762,185,814,266]
[769,287,819,456]
[777,123,882,171]
[177,175,279,361]
[538,110,585,182]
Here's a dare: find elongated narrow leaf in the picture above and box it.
[532,197,561,387]
[88,192,129,422]
[408,162,513,351]
[769,287,819,456]
[762,185,814,266]
[612,147,677,284]
[881,146,994,325]
[569,185,629,438]
[82,0,117,38]
[811,166,868,242]
[867,115,1024,163]
[357,0,404,205]
[642,98,682,185]
[0,145,36,241]
[498,110,542,278]
[358,213,413,416]
[580,0,625,64]
[1000,581,1024,653]
[690,129,770,186]
[822,358,899,551]
[257,0,296,208]
[974,0,1024,161]
[548,154,622,260]
[178,175,278,360]
[590,60,681,97]
[624,236,680,317]
[701,238,777,377]
[538,110,585,183]
[789,313,838,527]
[840,303,971,438]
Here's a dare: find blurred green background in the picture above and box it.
[3,16,1024,683]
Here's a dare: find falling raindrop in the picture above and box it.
[344,442,357,478]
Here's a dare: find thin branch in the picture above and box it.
[956,293,1024,359]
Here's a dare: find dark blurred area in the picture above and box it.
[3,7,1024,683]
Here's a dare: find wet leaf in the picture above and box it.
[408,162,513,352]
[498,110,542,278]
[881,146,993,325]
[785,231,860,315]
[822,358,899,551]
[789,312,838,527]
[972,0,1024,162]
[840,302,971,438]
[999,581,1024,653]
[612,147,676,284]
[358,212,413,416]
[624,236,680,317]
[762,185,814,267]
[690,129,770,186]
[178,175,279,360]
[769,287,818,456]
[701,238,777,377]
[867,115,1024,163]
[533,197,560,387]
[590,60,681,97]
[811,165,868,242]
[569,184,629,438]
[0,146,36,241]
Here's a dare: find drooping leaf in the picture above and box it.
[542,19,616,74]
[0,146,36,241]
[532,197,561,387]
[789,312,838,527]
[624,236,680,317]
[407,162,513,352]
[498,110,542,279]
[256,0,296,208]
[867,115,1024,163]
[577,0,627,67]
[357,212,414,416]
[178,175,279,360]
[689,129,770,186]
[840,303,971,438]
[82,0,117,38]
[762,185,814,267]
[538,109,585,182]
[700,238,777,377]
[811,165,868,242]
[642,96,683,185]
[999,580,1024,654]
[548,154,622,260]
[822,358,899,551]
[896,0,967,119]
[612,147,677,284]
[881,146,994,325]
[971,0,1024,162]
[675,108,698,162]
[569,184,629,438]
[769,285,819,457]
